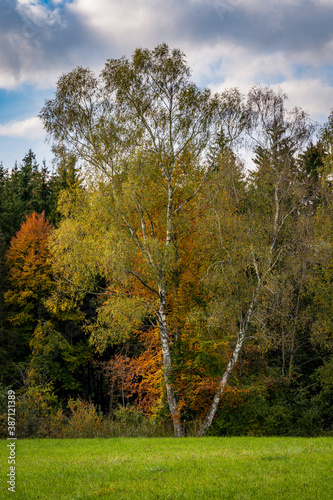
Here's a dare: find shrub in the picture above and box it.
[208,385,270,436]
[62,398,103,438]
[0,384,7,415]
[15,383,58,438]
[109,405,172,437]
[208,380,318,437]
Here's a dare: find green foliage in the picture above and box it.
[39,47,333,436]
[86,296,152,352]
[49,185,133,295]
[29,320,89,391]
[208,381,319,437]
[14,382,59,438]
[0,383,7,415]
[62,398,103,438]
[110,405,171,437]
[2,50,333,437]
[0,151,58,244]
[0,229,14,385]
[311,357,333,432]
[3,212,55,371]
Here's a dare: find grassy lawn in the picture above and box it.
[0,437,332,499]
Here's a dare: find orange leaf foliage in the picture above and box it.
[5,211,54,323]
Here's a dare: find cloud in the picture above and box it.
[215,0,333,54]
[16,0,61,26]
[0,0,103,89]
[0,0,332,122]
[0,116,44,138]
[275,78,333,120]
[0,0,332,88]
[188,38,333,121]
[64,0,333,92]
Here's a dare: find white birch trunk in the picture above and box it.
[157,284,184,438]
[198,291,258,437]
[198,329,245,437]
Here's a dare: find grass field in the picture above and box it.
[0,437,332,499]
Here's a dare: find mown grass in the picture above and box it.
[0,437,332,499]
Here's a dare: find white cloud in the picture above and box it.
[0,0,332,125]
[276,78,333,119]
[0,0,332,169]
[185,40,333,122]
[67,0,179,49]
[0,116,44,139]
[0,0,331,90]
[235,0,302,8]
[187,41,291,92]
[0,0,87,90]
[16,0,61,27]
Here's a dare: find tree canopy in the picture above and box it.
[0,44,332,438]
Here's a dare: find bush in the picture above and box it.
[208,379,319,437]
[0,384,7,415]
[309,358,333,434]
[208,385,270,436]
[0,384,8,438]
[108,405,172,437]
[0,386,173,438]
[61,398,103,438]
[15,383,59,438]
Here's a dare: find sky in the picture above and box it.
[1,0,333,169]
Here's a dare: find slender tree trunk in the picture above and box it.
[121,361,125,408]
[157,285,184,437]
[282,329,285,377]
[289,289,300,379]
[198,329,245,437]
[109,377,115,418]
[199,288,259,437]
[155,179,184,437]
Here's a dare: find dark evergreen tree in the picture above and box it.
[0,229,14,386]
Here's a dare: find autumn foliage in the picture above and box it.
[5,211,53,326]
[0,46,333,437]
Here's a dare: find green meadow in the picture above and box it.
[1,437,332,499]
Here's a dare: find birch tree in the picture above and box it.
[198,85,313,436]
[40,44,222,437]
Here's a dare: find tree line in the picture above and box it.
[1,44,333,437]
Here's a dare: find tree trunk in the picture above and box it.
[199,287,259,437]
[109,377,115,418]
[198,329,245,437]
[157,285,185,438]
[282,330,285,377]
